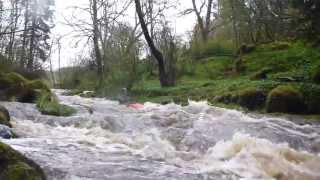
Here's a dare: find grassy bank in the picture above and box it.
[131,42,320,117]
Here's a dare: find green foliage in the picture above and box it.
[299,83,320,113]
[266,85,305,114]
[250,68,273,80]
[0,142,45,180]
[312,65,320,83]
[36,91,76,117]
[190,39,234,59]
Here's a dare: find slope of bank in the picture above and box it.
[131,42,320,119]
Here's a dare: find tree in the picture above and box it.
[189,0,216,42]
[90,0,103,84]
[291,0,320,42]
[134,0,173,87]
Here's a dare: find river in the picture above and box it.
[1,90,320,180]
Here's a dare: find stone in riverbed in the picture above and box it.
[0,105,11,127]
[0,142,46,180]
[0,125,13,139]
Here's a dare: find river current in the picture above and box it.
[1,90,320,180]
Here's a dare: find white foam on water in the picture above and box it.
[1,90,320,180]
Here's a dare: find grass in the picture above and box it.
[36,91,76,117]
[131,41,320,119]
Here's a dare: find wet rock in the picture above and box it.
[0,105,11,127]
[0,142,46,180]
[266,85,305,114]
[237,88,267,110]
[0,125,13,139]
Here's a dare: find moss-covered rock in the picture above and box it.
[0,142,46,180]
[0,72,50,103]
[266,85,305,113]
[0,105,11,127]
[237,88,267,110]
[36,91,76,116]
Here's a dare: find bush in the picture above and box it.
[266,85,305,113]
[190,39,234,59]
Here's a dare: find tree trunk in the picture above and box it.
[134,0,172,87]
[91,0,104,84]
[27,15,36,70]
[20,0,29,68]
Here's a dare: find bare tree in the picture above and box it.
[190,0,215,42]
[134,0,173,87]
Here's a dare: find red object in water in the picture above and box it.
[128,103,144,109]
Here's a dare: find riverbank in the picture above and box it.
[130,42,320,119]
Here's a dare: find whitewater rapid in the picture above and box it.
[1,90,320,180]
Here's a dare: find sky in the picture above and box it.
[49,0,196,70]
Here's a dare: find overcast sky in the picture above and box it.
[49,0,196,70]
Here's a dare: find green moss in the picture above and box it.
[0,105,11,127]
[266,85,305,113]
[312,65,320,83]
[300,83,320,113]
[25,80,50,92]
[36,91,76,116]
[0,72,48,103]
[0,142,45,180]
[2,162,42,180]
[250,68,273,80]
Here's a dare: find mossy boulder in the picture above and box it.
[0,105,11,127]
[266,85,305,113]
[237,88,267,110]
[36,91,76,116]
[0,142,46,180]
[0,72,50,103]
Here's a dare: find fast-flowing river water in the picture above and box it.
[1,90,320,180]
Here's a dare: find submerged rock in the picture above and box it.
[0,142,46,180]
[0,125,13,139]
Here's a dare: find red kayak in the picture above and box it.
[128,103,144,109]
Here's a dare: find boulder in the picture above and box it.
[0,125,13,139]
[237,88,267,110]
[0,105,11,127]
[266,85,305,114]
[0,142,46,180]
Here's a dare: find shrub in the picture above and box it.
[266,85,305,113]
